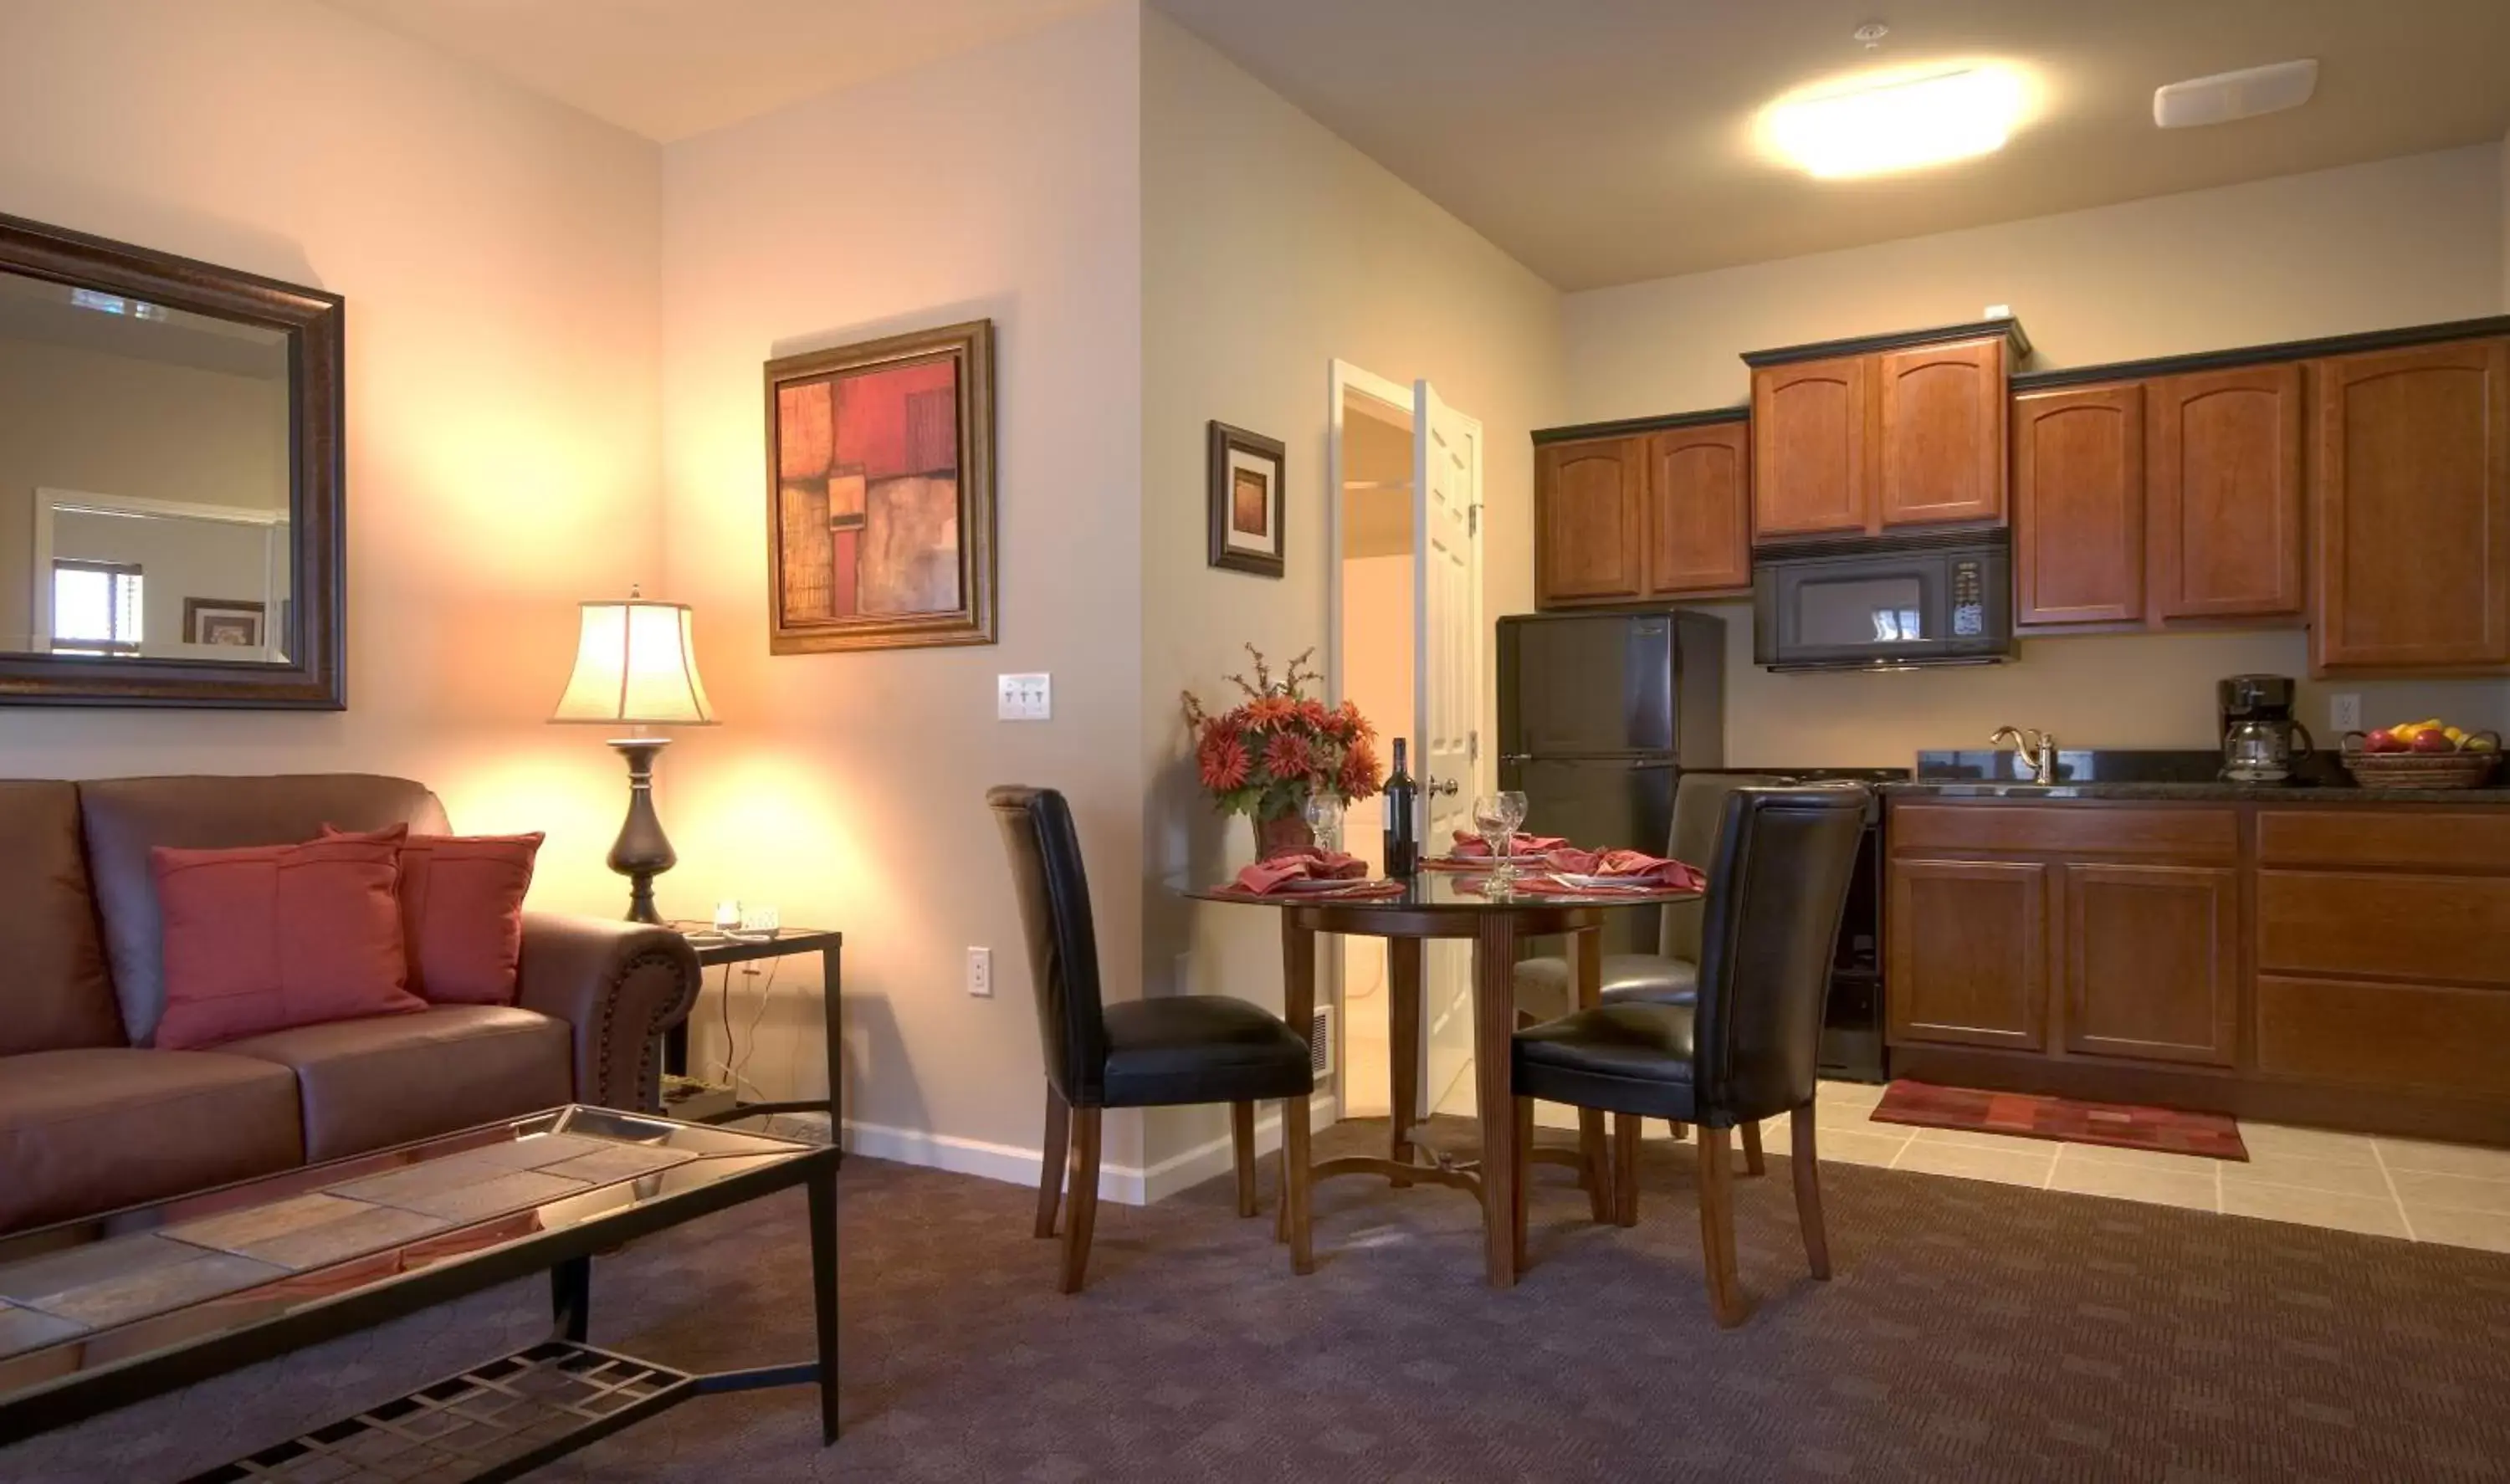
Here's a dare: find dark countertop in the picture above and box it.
[1885,779,2510,806]
[1898,748,2510,806]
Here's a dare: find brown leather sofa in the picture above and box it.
[0,773,701,1235]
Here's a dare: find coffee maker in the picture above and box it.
[2219,674,2314,783]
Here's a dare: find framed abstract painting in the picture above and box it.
[765,320,996,652]
[1206,421,1285,578]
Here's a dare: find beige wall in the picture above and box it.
[1560,145,2510,766]
[0,339,289,650]
[0,0,663,913]
[1140,12,1565,1174]
[658,6,1148,1179]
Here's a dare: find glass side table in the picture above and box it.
[661,927,843,1144]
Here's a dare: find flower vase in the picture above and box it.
[1252,806,1316,861]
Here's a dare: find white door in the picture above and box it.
[1415,380,1483,1113]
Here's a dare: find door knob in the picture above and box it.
[1425,777,1460,797]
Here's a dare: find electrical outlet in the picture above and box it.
[740,903,779,934]
[2330,693,2363,734]
[996,673,1051,721]
[966,946,993,997]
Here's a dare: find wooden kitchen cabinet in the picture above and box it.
[2311,336,2510,671]
[1749,355,1870,539]
[1877,336,2008,527]
[1886,857,2049,1051]
[1533,416,1749,606]
[2147,363,2305,620]
[1534,437,1646,603]
[2062,862,2238,1066]
[2014,382,2144,626]
[1642,420,1750,595]
[1747,323,2021,544]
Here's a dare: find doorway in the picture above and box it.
[1328,362,1485,1124]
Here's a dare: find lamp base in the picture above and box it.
[606,737,678,926]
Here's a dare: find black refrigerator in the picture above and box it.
[1496,608,1725,955]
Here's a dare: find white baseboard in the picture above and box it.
[827,1095,1336,1209]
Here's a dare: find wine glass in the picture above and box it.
[1302,793,1343,856]
[1473,794,1523,885]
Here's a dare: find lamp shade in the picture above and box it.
[551,597,715,727]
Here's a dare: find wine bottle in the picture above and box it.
[1382,737,1419,878]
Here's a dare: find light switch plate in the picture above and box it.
[997,673,1051,721]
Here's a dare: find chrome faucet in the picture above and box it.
[1990,725,2059,785]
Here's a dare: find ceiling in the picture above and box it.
[324,0,1110,143]
[1150,0,2510,289]
[320,1,2510,289]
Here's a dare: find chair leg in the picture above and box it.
[1283,1093,1314,1274]
[1512,1096,1534,1274]
[1058,1107,1102,1294]
[1612,1112,1641,1227]
[1035,1083,1068,1239]
[1667,1121,1690,1141]
[1740,1120,1766,1177]
[1274,1147,1289,1243]
[1230,1101,1258,1218]
[1697,1127,1748,1328]
[1791,1103,1831,1280]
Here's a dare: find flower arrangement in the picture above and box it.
[1181,646,1381,831]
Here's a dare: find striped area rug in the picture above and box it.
[1871,1078,2250,1160]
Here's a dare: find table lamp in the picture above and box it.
[551,588,715,924]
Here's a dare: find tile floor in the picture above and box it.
[1756,1079,2510,1252]
[1448,1067,2510,1253]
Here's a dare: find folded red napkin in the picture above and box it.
[1539,847,1706,893]
[1232,849,1375,896]
[1448,831,1570,859]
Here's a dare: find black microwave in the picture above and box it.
[1751,530,2013,672]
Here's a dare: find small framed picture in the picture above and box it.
[183,598,265,648]
[1207,421,1285,578]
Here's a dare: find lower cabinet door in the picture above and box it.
[2062,863,2239,1066]
[1887,857,2050,1050]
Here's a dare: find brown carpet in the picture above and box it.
[8,1116,2510,1483]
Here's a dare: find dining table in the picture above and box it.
[1181,864,1703,1288]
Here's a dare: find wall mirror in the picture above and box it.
[0,212,343,708]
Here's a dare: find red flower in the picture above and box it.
[1199,734,1251,791]
[1334,700,1375,742]
[1263,730,1314,780]
[1298,698,1331,729]
[1337,739,1381,801]
[1244,695,1298,728]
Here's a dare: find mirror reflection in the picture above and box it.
[0,264,292,663]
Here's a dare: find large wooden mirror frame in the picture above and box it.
[0,212,344,709]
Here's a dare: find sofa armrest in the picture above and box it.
[515,913,701,1113]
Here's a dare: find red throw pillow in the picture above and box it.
[151,827,423,1050]
[391,832,543,1006]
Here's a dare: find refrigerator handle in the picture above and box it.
[1499,753,1534,764]
[1631,760,1676,769]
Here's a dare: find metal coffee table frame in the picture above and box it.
[0,1108,842,1480]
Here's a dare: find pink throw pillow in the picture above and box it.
[151,827,423,1050]
[391,832,543,1005]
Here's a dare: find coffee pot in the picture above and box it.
[2223,716,2315,783]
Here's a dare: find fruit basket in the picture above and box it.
[2340,729,2502,789]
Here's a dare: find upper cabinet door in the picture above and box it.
[1643,422,1750,595]
[2148,364,2304,621]
[2313,338,2510,671]
[2013,382,2144,626]
[1750,355,1871,539]
[1877,336,2007,528]
[1534,437,1646,605]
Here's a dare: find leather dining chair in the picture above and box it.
[987,785,1314,1293]
[1513,772,1785,1166]
[1508,785,1867,1327]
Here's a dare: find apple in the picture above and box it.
[2364,729,2406,754]
[2410,729,2458,754]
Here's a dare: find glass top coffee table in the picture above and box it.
[0,1104,840,1481]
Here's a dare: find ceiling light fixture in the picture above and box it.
[1764,64,2027,179]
